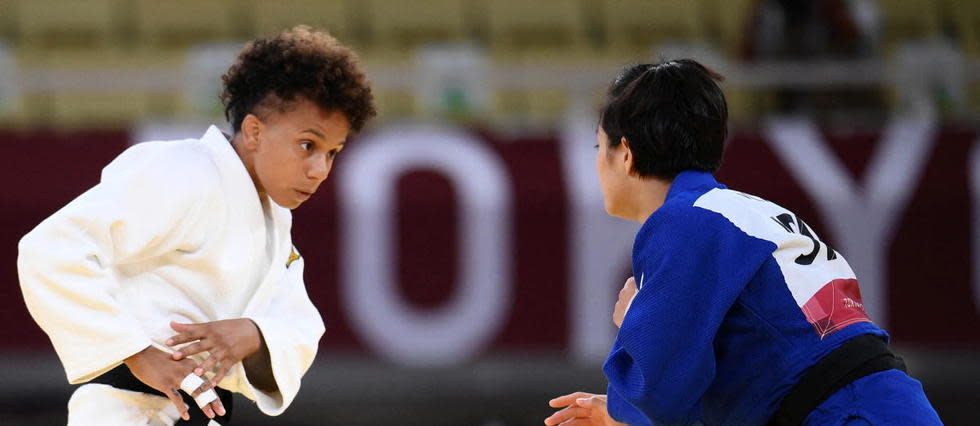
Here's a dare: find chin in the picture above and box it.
[603,201,617,217]
[270,196,302,210]
[604,200,628,221]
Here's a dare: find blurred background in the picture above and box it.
[1,0,979,424]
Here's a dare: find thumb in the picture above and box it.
[170,321,191,331]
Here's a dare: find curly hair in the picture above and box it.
[221,26,376,134]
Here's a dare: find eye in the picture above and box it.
[300,141,314,151]
[327,149,341,159]
[594,144,600,149]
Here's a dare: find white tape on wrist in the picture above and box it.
[179,373,219,408]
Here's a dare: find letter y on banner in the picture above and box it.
[764,113,937,327]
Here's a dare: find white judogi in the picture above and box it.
[18,126,325,425]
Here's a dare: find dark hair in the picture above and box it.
[221,26,376,134]
[599,59,728,179]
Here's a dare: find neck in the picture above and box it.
[230,133,266,198]
[624,177,673,224]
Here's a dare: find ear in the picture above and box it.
[240,114,263,150]
[619,137,636,175]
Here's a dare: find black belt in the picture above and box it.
[768,334,906,426]
[90,364,234,425]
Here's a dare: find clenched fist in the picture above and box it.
[613,277,638,328]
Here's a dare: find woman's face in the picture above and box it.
[243,99,350,209]
[595,127,630,219]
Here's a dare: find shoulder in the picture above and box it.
[641,190,733,241]
[102,138,222,196]
[692,188,806,249]
[636,188,780,257]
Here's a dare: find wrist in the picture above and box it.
[124,345,152,368]
[244,318,264,356]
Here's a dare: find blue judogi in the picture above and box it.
[804,369,940,425]
[604,171,941,425]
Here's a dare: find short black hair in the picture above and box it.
[221,25,376,134]
[599,59,728,179]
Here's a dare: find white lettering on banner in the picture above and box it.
[971,140,980,318]
[338,124,513,365]
[764,114,937,327]
[560,110,640,364]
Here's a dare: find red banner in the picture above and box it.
[2,117,977,365]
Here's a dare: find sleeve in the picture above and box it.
[17,143,218,383]
[603,208,775,426]
[231,251,325,416]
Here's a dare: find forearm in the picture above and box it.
[242,323,277,392]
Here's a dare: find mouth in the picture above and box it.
[294,189,313,200]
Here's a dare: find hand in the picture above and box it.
[124,345,225,421]
[613,277,638,328]
[167,319,262,390]
[545,392,625,426]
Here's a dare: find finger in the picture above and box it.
[166,331,202,347]
[178,368,206,395]
[166,334,197,347]
[202,402,217,419]
[544,406,590,425]
[198,354,219,377]
[167,322,208,344]
[170,321,197,332]
[209,397,226,417]
[164,388,189,421]
[211,364,231,388]
[192,379,212,398]
[549,392,594,408]
[178,358,202,376]
[577,396,608,413]
[557,419,592,426]
[174,341,210,359]
[194,388,219,416]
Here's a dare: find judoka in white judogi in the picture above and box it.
[18,126,325,425]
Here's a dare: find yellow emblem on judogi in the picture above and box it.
[286,248,301,268]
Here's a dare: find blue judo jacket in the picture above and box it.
[605,171,886,425]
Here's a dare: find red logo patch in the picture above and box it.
[801,278,872,339]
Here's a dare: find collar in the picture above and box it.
[663,170,723,203]
[632,170,723,275]
[634,170,722,242]
[199,124,265,218]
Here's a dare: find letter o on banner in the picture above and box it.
[338,124,513,366]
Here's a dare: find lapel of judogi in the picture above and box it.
[244,204,293,315]
[199,125,294,314]
[200,125,266,281]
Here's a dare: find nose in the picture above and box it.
[307,153,331,182]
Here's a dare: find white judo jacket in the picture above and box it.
[18,126,325,423]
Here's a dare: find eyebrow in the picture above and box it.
[301,128,326,139]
